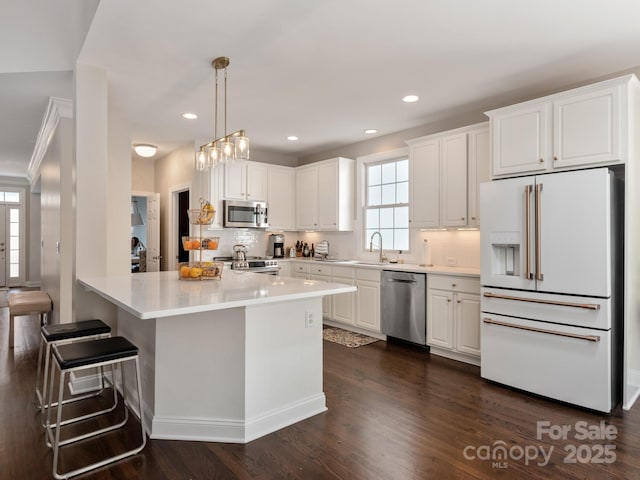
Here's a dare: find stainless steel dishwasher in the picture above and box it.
[380,270,427,345]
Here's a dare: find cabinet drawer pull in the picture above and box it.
[483,292,600,310]
[539,158,544,163]
[452,284,457,287]
[483,318,600,342]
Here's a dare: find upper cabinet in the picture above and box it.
[487,75,636,178]
[467,126,490,227]
[407,123,489,229]
[266,165,295,231]
[224,160,267,201]
[295,157,354,231]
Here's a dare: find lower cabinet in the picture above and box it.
[354,268,381,333]
[310,263,333,319]
[427,274,481,365]
[292,262,381,334]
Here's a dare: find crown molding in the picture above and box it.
[27,96,73,186]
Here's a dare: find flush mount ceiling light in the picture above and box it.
[287,135,299,141]
[133,144,157,157]
[195,56,249,172]
[364,129,378,134]
[402,94,420,103]
[182,112,198,119]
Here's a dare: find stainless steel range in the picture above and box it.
[214,256,281,275]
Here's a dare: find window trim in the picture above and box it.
[355,147,410,259]
[0,186,26,286]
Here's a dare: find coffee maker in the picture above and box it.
[268,233,285,258]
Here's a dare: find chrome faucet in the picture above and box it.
[369,231,388,263]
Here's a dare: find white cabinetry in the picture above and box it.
[331,266,355,326]
[224,161,267,201]
[407,123,488,228]
[310,264,333,319]
[266,165,295,231]
[302,263,378,334]
[488,76,630,177]
[355,268,381,333]
[427,274,480,365]
[440,133,468,227]
[467,126,490,227]
[278,261,292,278]
[295,157,354,231]
[408,139,439,228]
[292,261,309,279]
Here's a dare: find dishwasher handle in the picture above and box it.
[386,278,418,284]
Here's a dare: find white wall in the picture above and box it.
[39,117,72,323]
[72,63,119,325]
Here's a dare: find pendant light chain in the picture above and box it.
[224,66,228,138]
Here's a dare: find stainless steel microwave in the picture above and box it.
[223,200,269,228]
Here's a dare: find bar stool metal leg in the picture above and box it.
[45,337,146,479]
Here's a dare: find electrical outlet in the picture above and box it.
[305,310,314,328]
[446,256,457,266]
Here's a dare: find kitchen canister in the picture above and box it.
[420,239,433,267]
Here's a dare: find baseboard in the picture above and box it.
[624,369,640,410]
[150,393,327,443]
[25,281,41,288]
[428,346,481,367]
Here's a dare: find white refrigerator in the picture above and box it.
[480,167,622,412]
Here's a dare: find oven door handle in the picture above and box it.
[483,318,600,342]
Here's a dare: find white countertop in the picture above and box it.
[79,270,356,320]
[284,258,480,277]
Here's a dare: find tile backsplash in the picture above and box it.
[199,227,480,268]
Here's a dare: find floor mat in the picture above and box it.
[323,326,380,348]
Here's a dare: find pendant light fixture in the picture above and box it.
[196,56,250,171]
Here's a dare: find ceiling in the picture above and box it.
[3,0,640,178]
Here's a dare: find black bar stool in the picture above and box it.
[36,320,112,426]
[45,336,146,480]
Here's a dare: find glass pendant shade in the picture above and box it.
[208,145,220,167]
[195,150,208,171]
[221,140,234,163]
[235,135,250,160]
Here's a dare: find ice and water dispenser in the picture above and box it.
[489,232,520,276]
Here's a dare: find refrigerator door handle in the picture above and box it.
[524,185,533,280]
[483,291,601,310]
[535,183,544,281]
[483,318,600,342]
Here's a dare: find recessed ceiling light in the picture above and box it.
[182,112,198,119]
[133,144,157,158]
[402,95,419,103]
[364,129,378,134]
[287,136,299,141]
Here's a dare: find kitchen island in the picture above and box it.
[78,270,356,443]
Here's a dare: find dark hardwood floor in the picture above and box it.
[2,303,640,479]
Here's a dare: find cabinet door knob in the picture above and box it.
[471,216,476,220]
[539,158,544,163]
[457,300,462,304]
[461,217,465,221]
[452,284,457,287]
[553,156,558,161]
[447,299,451,303]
